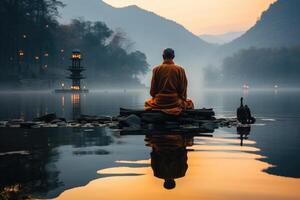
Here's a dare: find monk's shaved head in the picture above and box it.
[163,48,175,60]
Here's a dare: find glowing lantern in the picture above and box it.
[19,51,24,56]
[71,50,82,59]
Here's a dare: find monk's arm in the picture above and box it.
[150,69,158,97]
[179,68,188,100]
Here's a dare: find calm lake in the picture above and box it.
[0,89,300,200]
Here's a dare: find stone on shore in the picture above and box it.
[0,121,8,127]
[34,113,57,123]
[119,114,141,129]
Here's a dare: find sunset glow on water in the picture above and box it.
[54,137,300,200]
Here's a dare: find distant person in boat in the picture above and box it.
[145,48,194,115]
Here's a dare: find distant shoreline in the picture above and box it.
[1,87,300,94]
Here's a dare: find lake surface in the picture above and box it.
[0,89,300,200]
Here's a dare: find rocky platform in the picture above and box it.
[0,108,246,136]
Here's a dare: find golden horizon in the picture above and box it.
[103,0,277,35]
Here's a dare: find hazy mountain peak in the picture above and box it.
[227,0,300,50]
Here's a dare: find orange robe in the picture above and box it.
[144,60,194,115]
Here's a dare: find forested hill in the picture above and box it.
[0,0,149,89]
[59,0,213,68]
[219,46,300,87]
[225,0,300,52]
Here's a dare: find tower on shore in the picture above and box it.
[55,49,89,93]
[68,50,85,91]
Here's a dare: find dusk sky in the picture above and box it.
[103,0,277,35]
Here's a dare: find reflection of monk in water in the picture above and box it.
[144,48,194,115]
[145,135,193,189]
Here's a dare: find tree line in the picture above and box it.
[0,0,149,88]
[205,46,300,88]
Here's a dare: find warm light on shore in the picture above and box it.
[19,51,24,56]
[72,54,81,59]
[71,86,80,90]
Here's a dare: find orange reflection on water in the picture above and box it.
[61,96,65,107]
[54,137,300,200]
[71,94,80,105]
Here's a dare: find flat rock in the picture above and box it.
[82,123,94,128]
[120,108,215,120]
[51,119,63,124]
[34,113,57,123]
[8,124,21,128]
[20,122,38,128]
[8,119,24,125]
[0,121,8,127]
[57,122,67,127]
[77,115,113,123]
[119,114,141,129]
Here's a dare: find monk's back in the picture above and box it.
[153,63,184,95]
[145,48,194,115]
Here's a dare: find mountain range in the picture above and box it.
[59,0,300,87]
[59,0,212,69]
[199,32,245,45]
[59,0,300,62]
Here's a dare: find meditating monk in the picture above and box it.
[145,48,194,115]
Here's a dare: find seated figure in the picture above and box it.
[145,48,194,115]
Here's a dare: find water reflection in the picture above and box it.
[71,94,81,120]
[54,133,300,200]
[1,90,300,199]
[145,135,193,189]
[0,128,113,199]
[237,126,251,146]
[0,130,61,200]
[59,93,83,120]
